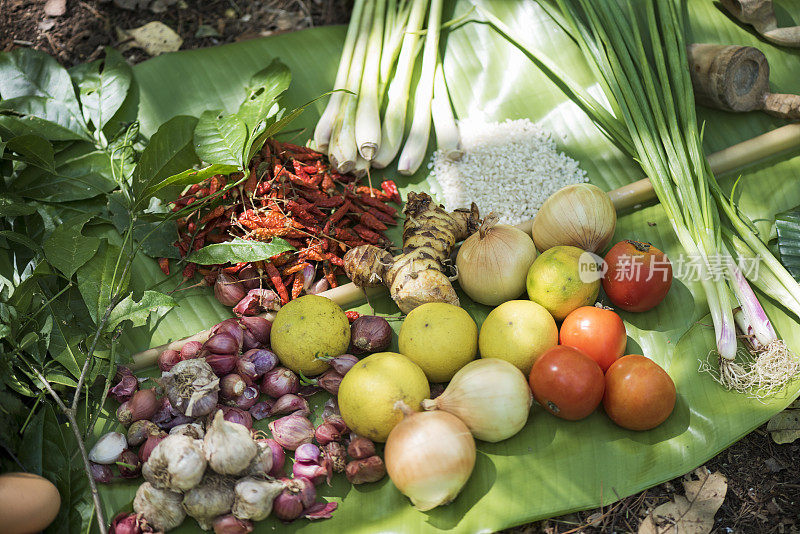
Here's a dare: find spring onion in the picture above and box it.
[313,0,365,151]
[431,57,462,161]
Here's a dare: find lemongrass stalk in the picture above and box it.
[380,0,413,93]
[314,0,365,151]
[373,0,428,168]
[397,0,443,175]
[355,0,385,161]
[329,0,374,173]
[431,57,462,161]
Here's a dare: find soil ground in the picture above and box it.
[3,1,800,532]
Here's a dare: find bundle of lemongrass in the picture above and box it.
[313,0,462,176]
[479,1,800,394]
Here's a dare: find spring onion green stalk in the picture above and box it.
[313,0,365,151]
[329,0,374,173]
[431,57,462,161]
[397,0,443,175]
[373,0,428,169]
[355,0,386,161]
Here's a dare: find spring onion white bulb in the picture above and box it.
[372,0,428,168]
[397,0,443,175]
[384,402,476,511]
[422,359,532,442]
[431,59,462,161]
[313,0,365,151]
[456,214,538,306]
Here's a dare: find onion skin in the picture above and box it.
[422,358,532,442]
[456,217,538,306]
[384,408,476,511]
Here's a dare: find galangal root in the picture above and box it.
[343,192,480,313]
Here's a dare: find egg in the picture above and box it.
[0,472,61,534]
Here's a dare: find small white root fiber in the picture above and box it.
[702,341,800,398]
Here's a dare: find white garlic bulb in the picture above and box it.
[161,358,219,417]
[182,472,235,530]
[88,432,127,464]
[204,411,258,475]
[143,434,206,491]
[134,482,186,531]
[170,422,205,440]
[231,477,284,521]
[245,440,274,478]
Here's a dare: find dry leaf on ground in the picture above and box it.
[43,0,66,16]
[119,21,183,56]
[766,399,800,444]
[638,467,727,534]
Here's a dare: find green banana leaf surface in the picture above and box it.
[95,1,800,532]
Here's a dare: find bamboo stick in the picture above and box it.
[132,123,800,369]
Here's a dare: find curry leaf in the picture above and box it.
[139,163,239,201]
[194,109,248,168]
[106,290,176,331]
[132,115,199,207]
[73,48,132,132]
[5,134,55,171]
[76,242,129,325]
[237,59,292,133]
[187,236,295,265]
[13,148,116,202]
[43,214,102,278]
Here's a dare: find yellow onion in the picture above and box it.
[531,183,616,253]
[422,359,532,442]
[456,214,538,306]
[384,402,476,511]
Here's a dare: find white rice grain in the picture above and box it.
[429,117,587,225]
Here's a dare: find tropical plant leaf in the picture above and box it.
[194,109,248,168]
[132,114,199,207]
[107,192,180,259]
[0,113,86,142]
[4,134,55,171]
[76,242,129,325]
[187,237,295,265]
[0,230,43,253]
[13,146,116,202]
[0,96,89,140]
[72,47,133,132]
[0,194,36,217]
[43,214,103,278]
[106,290,176,331]
[775,206,800,282]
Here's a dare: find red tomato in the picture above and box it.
[603,354,676,431]
[559,306,627,372]
[528,346,605,421]
[602,240,672,312]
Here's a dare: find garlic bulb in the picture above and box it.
[142,434,206,491]
[133,482,186,531]
[88,432,127,464]
[245,440,274,478]
[231,476,285,521]
[456,214,538,306]
[170,422,205,440]
[422,358,532,442]
[182,472,236,530]
[531,183,616,253]
[161,358,220,417]
[384,403,476,511]
[204,411,258,475]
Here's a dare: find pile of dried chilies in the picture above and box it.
[161,139,401,310]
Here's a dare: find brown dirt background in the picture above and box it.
[3,1,799,532]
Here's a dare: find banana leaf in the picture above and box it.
[95,1,800,532]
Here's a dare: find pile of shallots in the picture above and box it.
[98,313,393,533]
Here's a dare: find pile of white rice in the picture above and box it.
[428,117,588,226]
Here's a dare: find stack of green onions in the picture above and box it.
[313,0,462,176]
[480,0,799,393]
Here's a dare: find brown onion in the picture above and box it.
[215,273,246,306]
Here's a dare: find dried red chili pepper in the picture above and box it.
[345,311,360,323]
[158,258,170,276]
[265,262,289,304]
[381,180,402,204]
